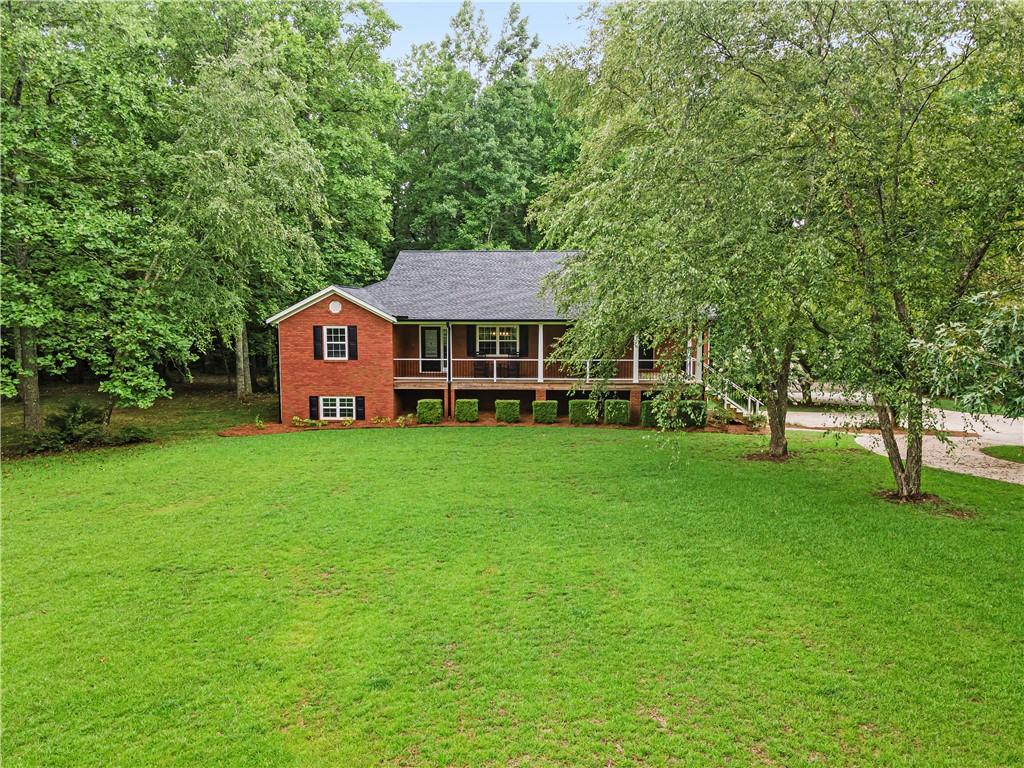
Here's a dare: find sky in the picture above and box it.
[381,1,591,62]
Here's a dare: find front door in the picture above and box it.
[420,326,446,373]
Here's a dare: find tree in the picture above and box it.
[154,1,399,389]
[533,2,836,457]
[1,1,191,426]
[392,1,573,252]
[167,34,327,398]
[536,0,1022,491]
[807,0,1024,498]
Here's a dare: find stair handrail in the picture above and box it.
[703,363,765,416]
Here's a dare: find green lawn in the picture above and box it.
[981,444,1024,464]
[3,421,1023,766]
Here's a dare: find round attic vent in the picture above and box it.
[328,300,342,314]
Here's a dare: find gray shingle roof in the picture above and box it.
[340,250,575,321]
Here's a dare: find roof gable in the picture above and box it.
[265,286,397,326]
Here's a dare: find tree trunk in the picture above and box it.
[874,394,924,500]
[18,326,43,432]
[792,354,814,405]
[235,324,252,399]
[242,326,253,394]
[268,342,278,394]
[103,394,118,427]
[800,378,813,406]
[764,343,794,458]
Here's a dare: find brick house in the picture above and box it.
[266,250,710,423]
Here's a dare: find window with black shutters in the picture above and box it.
[324,326,348,359]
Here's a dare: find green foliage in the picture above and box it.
[706,400,735,426]
[416,399,443,424]
[534,0,1024,497]
[650,398,707,430]
[18,400,156,454]
[640,400,657,428]
[494,399,520,423]
[291,416,327,429]
[44,401,107,446]
[603,399,630,426]
[455,398,479,422]
[915,296,1024,420]
[741,411,767,431]
[531,400,557,424]
[1,1,398,423]
[254,415,265,431]
[568,399,597,425]
[392,1,576,251]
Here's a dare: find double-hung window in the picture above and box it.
[477,325,518,356]
[324,326,347,360]
[320,396,355,420]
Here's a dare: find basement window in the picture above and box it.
[320,396,355,420]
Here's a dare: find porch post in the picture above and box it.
[446,321,452,383]
[632,334,640,384]
[537,324,544,383]
[695,334,704,382]
[629,389,642,423]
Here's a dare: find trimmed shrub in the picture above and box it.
[495,399,520,423]
[45,400,106,446]
[650,398,707,429]
[455,398,479,422]
[640,400,657,428]
[568,399,597,425]
[532,400,558,424]
[416,399,443,424]
[603,399,630,426]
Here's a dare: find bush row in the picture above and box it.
[417,397,706,427]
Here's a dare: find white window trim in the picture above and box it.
[324,326,348,360]
[319,396,356,420]
[476,325,519,357]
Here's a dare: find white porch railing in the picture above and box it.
[393,358,660,383]
[392,356,764,417]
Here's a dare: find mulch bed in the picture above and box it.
[743,451,796,462]
[873,490,975,519]
[218,416,767,438]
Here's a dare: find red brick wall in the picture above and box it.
[277,295,396,422]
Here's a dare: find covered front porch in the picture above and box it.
[392,322,701,386]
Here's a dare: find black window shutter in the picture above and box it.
[313,326,323,359]
[519,325,529,358]
[309,395,319,420]
[466,325,476,357]
[355,396,365,420]
[347,326,358,359]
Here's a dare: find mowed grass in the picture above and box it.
[3,425,1023,767]
[981,444,1024,464]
